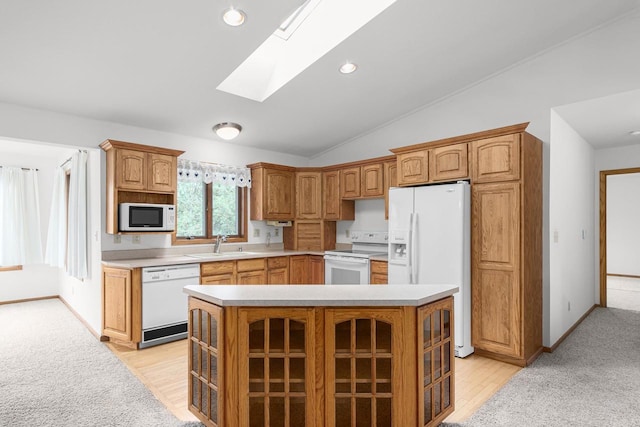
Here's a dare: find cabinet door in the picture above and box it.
[308,255,324,285]
[267,268,289,285]
[429,143,468,182]
[265,169,296,219]
[471,182,521,357]
[471,134,520,183]
[417,297,454,426]
[238,308,317,427]
[361,163,384,197]
[397,150,428,186]
[296,171,322,219]
[102,267,132,341]
[148,153,176,192]
[340,167,361,199]
[289,255,309,284]
[237,270,267,285]
[116,149,146,190]
[323,171,340,220]
[188,298,225,426]
[384,161,397,220]
[325,309,407,427]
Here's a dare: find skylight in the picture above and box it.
[216,0,397,102]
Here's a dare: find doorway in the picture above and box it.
[599,168,640,310]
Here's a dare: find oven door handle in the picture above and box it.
[323,255,369,265]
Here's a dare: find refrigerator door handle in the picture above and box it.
[411,212,418,284]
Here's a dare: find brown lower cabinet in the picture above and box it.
[370,260,388,284]
[289,255,325,284]
[187,296,454,427]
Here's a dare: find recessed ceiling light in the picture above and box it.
[213,122,242,140]
[223,8,246,27]
[339,62,358,74]
[629,130,640,136]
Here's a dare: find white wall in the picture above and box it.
[336,199,387,244]
[607,173,640,276]
[548,111,595,346]
[58,149,104,335]
[0,146,70,302]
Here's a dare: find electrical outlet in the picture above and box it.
[346,229,350,238]
[274,228,279,237]
[132,235,141,244]
[553,230,559,243]
[568,301,571,311]
[581,229,586,240]
[113,235,121,244]
[253,228,260,238]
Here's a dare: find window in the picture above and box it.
[174,180,247,244]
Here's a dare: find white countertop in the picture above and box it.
[101,249,325,269]
[183,284,457,307]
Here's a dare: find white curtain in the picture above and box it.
[44,167,68,268]
[0,167,43,265]
[66,152,89,279]
[177,158,252,187]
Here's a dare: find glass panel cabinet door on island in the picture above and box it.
[418,298,455,427]
[238,308,317,427]
[188,299,224,426]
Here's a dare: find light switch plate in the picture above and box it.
[253,228,260,237]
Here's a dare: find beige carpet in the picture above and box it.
[0,299,202,427]
[443,307,640,426]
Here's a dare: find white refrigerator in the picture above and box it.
[387,182,473,358]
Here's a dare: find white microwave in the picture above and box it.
[119,203,176,232]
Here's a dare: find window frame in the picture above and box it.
[172,182,248,245]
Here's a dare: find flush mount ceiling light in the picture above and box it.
[223,8,246,26]
[213,122,242,140]
[339,62,358,74]
[629,130,640,136]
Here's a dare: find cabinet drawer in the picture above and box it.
[370,260,388,274]
[237,258,266,272]
[201,261,235,276]
[267,256,289,269]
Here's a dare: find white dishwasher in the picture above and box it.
[141,263,200,348]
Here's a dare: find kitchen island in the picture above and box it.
[184,284,457,427]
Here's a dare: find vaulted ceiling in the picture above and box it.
[1,0,639,157]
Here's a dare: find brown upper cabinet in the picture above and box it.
[296,170,323,219]
[393,143,468,186]
[100,139,184,234]
[430,143,469,182]
[340,158,390,200]
[340,166,361,198]
[384,160,398,219]
[471,134,520,183]
[396,150,428,185]
[248,163,296,221]
[322,170,355,220]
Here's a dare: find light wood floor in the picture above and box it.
[107,339,520,423]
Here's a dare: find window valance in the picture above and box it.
[177,159,251,188]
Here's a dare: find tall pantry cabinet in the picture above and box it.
[470,127,542,366]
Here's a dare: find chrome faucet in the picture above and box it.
[214,234,227,253]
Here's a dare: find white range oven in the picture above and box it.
[324,231,388,285]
